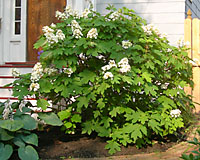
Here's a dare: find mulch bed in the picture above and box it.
[32,126,186,160]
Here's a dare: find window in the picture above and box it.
[14,0,21,34]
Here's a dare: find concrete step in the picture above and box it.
[0,76,17,86]
[0,63,33,103]
[0,88,13,97]
[0,67,32,76]
[0,98,37,106]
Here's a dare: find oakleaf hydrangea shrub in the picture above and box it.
[11,5,194,154]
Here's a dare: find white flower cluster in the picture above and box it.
[71,20,81,31]
[167,48,172,52]
[160,32,168,39]
[30,62,43,92]
[71,20,83,39]
[55,11,67,20]
[177,37,190,48]
[102,60,117,72]
[87,28,98,39]
[103,72,114,80]
[30,83,40,92]
[31,113,46,125]
[73,29,83,39]
[66,6,80,19]
[56,29,65,41]
[142,24,154,35]
[65,6,73,17]
[55,6,80,20]
[42,26,65,44]
[50,23,56,28]
[118,58,131,73]
[122,40,132,49]
[82,8,91,18]
[12,68,20,77]
[161,82,170,89]
[142,24,167,38]
[170,109,181,118]
[109,11,120,21]
[189,58,200,66]
[44,67,57,75]
[2,100,12,120]
[31,62,43,82]
[73,10,80,19]
[101,58,131,80]
[63,68,73,76]
[19,100,27,112]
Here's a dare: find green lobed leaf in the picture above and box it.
[14,115,37,130]
[148,119,162,134]
[141,72,153,82]
[18,145,39,160]
[97,98,105,110]
[0,143,13,160]
[21,133,38,146]
[82,121,94,135]
[97,82,110,95]
[71,114,81,123]
[39,79,53,93]
[13,136,26,148]
[53,60,67,69]
[37,99,50,110]
[38,112,63,126]
[64,122,73,129]
[77,96,89,111]
[79,70,96,84]
[105,140,121,155]
[0,120,23,132]
[58,110,71,121]
[0,128,14,141]
[33,36,46,49]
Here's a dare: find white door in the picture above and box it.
[0,0,27,64]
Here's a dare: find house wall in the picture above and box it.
[185,0,200,18]
[0,0,3,64]
[96,0,186,45]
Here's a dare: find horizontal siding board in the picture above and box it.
[167,35,184,46]
[140,13,185,24]
[97,0,185,3]
[96,2,185,14]
[155,23,184,35]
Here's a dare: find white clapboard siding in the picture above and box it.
[96,1,185,14]
[96,0,186,46]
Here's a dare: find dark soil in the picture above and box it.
[31,127,185,160]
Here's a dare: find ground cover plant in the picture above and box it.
[181,130,200,160]
[2,4,195,159]
[0,100,62,160]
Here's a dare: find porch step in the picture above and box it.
[0,77,17,86]
[0,67,32,75]
[0,62,33,103]
[5,61,36,65]
[0,88,13,97]
[0,97,37,106]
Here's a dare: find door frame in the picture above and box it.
[0,0,27,64]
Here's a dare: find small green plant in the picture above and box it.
[0,100,62,160]
[8,4,195,155]
[181,130,200,160]
[0,100,38,160]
